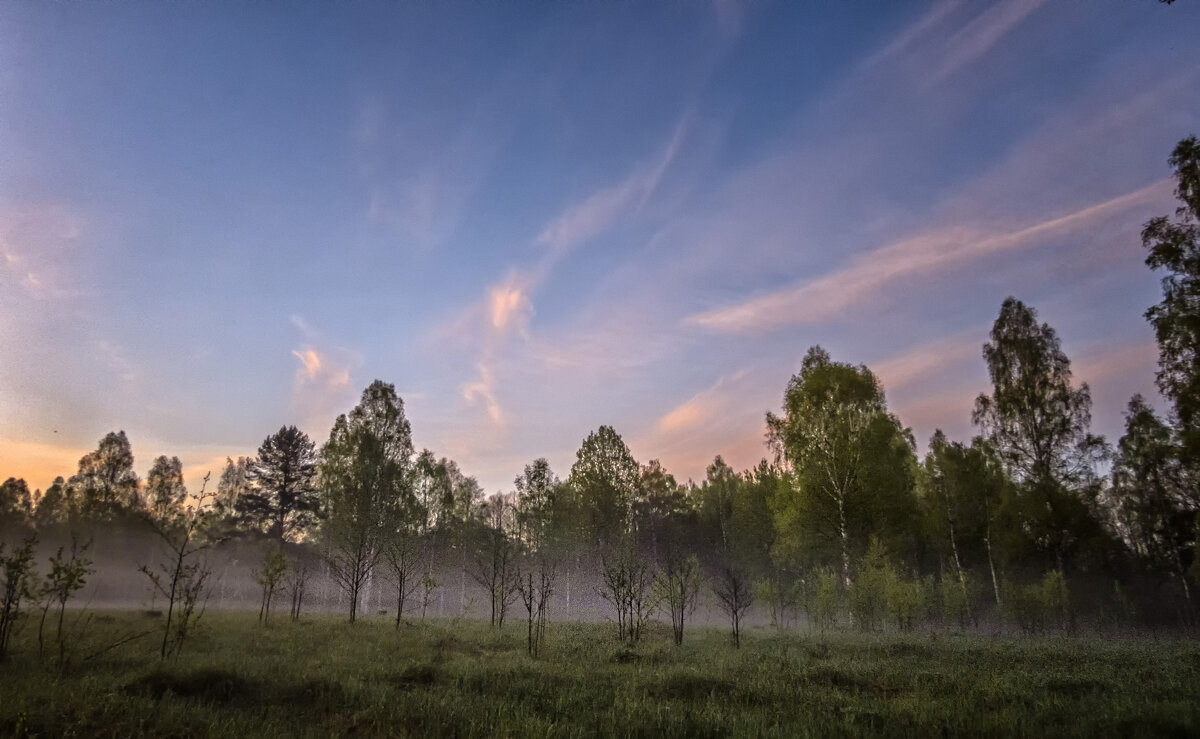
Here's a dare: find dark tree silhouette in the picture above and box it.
[973,298,1108,577]
[1143,136,1200,461]
[237,426,320,542]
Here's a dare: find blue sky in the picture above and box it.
[2,0,1198,495]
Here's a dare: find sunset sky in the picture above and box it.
[2,0,1199,496]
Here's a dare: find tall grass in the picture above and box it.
[1,611,1197,736]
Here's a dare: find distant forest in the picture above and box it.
[3,136,1200,650]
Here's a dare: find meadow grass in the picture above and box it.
[1,611,1198,737]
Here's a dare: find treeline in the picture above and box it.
[3,136,1200,649]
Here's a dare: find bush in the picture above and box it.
[1005,580,1040,634]
[1040,570,1070,634]
[849,542,889,632]
[813,569,842,632]
[885,575,926,632]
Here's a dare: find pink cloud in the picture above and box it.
[872,332,982,395]
[291,344,356,434]
[687,180,1170,334]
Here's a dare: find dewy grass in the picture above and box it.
[1,611,1198,737]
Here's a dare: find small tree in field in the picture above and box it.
[655,553,700,646]
[384,528,421,628]
[139,473,217,659]
[471,499,520,628]
[36,534,94,661]
[419,572,437,620]
[0,536,38,659]
[517,556,555,657]
[599,542,655,644]
[285,557,310,622]
[712,565,754,648]
[254,545,287,625]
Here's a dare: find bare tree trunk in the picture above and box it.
[947,512,972,623]
[838,495,851,590]
[984,523,1002,607]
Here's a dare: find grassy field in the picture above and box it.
[1,611,1198,737]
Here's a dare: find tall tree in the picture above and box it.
[973,298,1109,574]
[33,477,70,528]
[0,478,33,529]
[214,457,252,523]
[921,432,1009,608]
[1143,135,1200,461]
[69,431,140,517]
[730,460,782,579]
[319,380,416,623]
[145,456,187,523]
[767,346,917,589]
[237,427,320,542]
[515,458,559,551]
[697,455,738,554]
[568,426,640,547]
[1111,395,1195,607]
[635,459,689,563]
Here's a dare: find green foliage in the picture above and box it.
[319,381,416,623]
[942,574,975,630]
[812,568,842,632]
[973,298,1110,573]
[1040,570,1070,634]
[36,534,94,662]
[238,427,320,542]
[254,546,288,625]
[69,431,141,519]
[696,455,738,552]
[32,477,70,528]
[1112,395,1196,605]
[568,426,640,547]
[768,346,918,586]
[1004,571,1071,635]
[729,460,780,578]
[139,473,218,660]
[1143,135,1200,459]
[754,574,796,630]
[848,541,890,632]
[146,456,187,524]
[1004,579,1045,635]
[0,536,38,659]
[0,478,34,527]
[884,573,929,633]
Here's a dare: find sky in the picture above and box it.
[1,0,1199,497]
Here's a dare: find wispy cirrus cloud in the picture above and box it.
[871,331,983,395]
[0,203,82,299]
[930,0,1045,84]
[864,0,961,69]
[535,118,686,258]
[687,179,1171,334]
[454,123,690,435]
[462,362,503,427]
